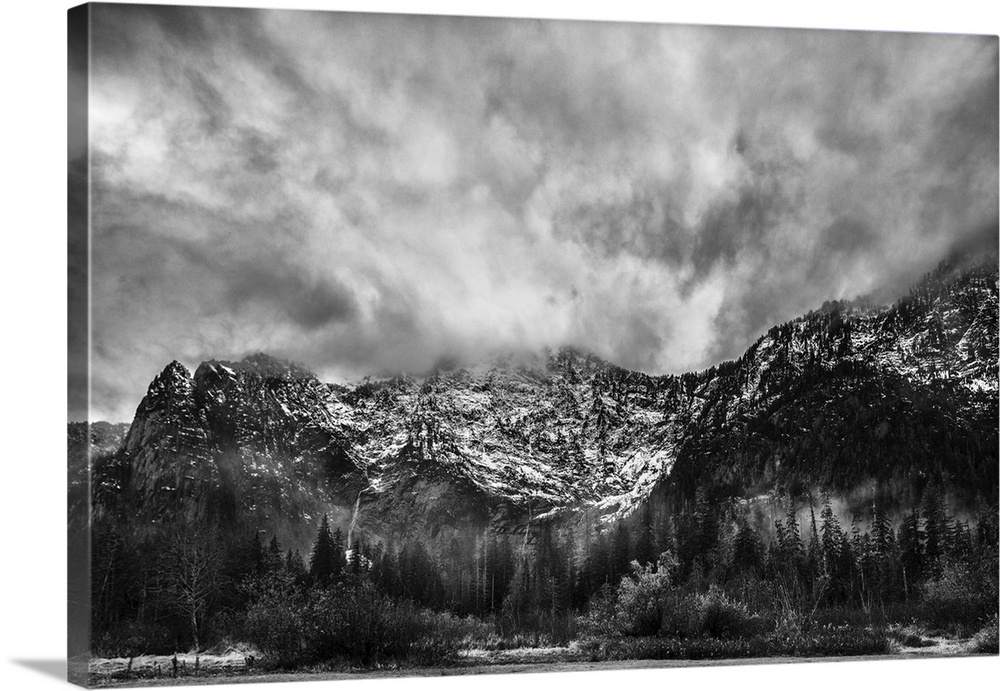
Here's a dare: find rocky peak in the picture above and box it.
[124,361,198,452]
[148,360,193,398]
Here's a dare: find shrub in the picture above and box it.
[687,587,767,639]
[919,561,997,633]
[407,610,468,666]
[581,560,677,638]
[970,614,999,654]
[302,581,463,667]
[581,567,769,642]
[244,592,307,668]
[243,580,465,669]
[93,619,175,658]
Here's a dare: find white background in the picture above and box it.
[1,1,998,690]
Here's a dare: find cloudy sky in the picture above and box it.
[77,4,998,422]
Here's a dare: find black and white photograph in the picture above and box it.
[38,0,1000,689]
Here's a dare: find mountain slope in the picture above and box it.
[665,257,998,501]
[83,256,998,544]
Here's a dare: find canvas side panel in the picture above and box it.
[68,3,91,687]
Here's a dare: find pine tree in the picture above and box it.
[871,500,893,557]
[308,514,339,587]
[784,502,803,557]
[898,509,923,597]
[949,521,974,565]
[285,549,307,585]
[770,518,789,575]
[921,486,950,578]
[263,536,283,574]
[240,532,265,579]
[332,528,347,574]
[819,494,843,564]
[819,495,852,601]
[806,503,824,579]
[678,488,717,577]
[374,546,400,598]
[974,495,999,551]
[732,521,763,576]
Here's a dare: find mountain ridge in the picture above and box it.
[79,254,999,548]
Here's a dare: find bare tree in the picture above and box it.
[159,527,225,651]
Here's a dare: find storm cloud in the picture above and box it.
[83,5,998,422]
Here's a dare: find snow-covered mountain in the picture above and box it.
[83,255,998,545]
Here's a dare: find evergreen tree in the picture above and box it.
[678,488,718,577]
[332,528,347,573]
[247,532,265,577]
[732,521,764,576]
[819,495,852,601]
[784,503,804,557]
[285,549,307,586]
[949,521,974,565]
[920,486,950,578]
[806,503,824,578]
[308,514,340,587]
[974,495,999,551]
[373,546,400,598]
[819,495,843,564]
[898,509,923,596]
[263,536,283,574]
[769,518,789,577]
[871,501,894,557]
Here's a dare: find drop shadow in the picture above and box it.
[12,659,65,681]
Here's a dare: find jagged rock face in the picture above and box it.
[99,348,685,540]
[88,257,999,543]
[664,258,999,500]
[123,361,210,504]
[103,356,362,542]
[338,349,684,537]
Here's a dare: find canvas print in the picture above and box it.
[67,2,999,687]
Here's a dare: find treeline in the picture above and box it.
[91,483,998,663]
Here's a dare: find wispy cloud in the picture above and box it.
[84,6,998,421]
